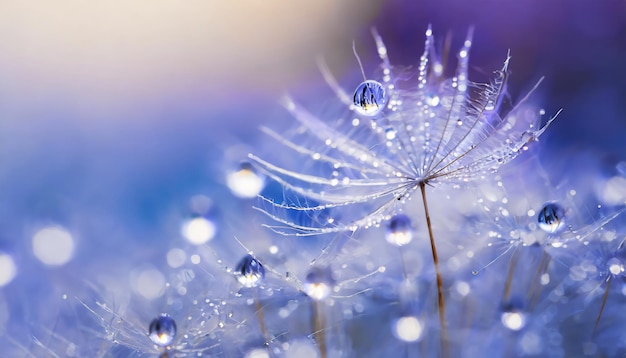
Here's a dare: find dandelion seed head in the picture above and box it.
[148,313,177,347]
[0,253,16,286]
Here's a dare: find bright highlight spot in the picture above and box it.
[0,253,17,286]
[394,316,423,342]
[227,163,265,198]
[181,217,216,245]
[501,311,526,331]
[32,226,75,266]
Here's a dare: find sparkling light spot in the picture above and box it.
[501,311,526,331]
[32,226,75,266]
[181,217,216,245]
[393,316,423,342]
[226,162,265,199]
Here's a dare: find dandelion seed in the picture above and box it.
[250,26,557,354]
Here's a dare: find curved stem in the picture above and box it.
[419,182,448,357]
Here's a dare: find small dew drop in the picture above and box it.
[235,255,265,288]
[385,214,413,246]
[303,266,336,301]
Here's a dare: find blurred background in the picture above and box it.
[0,0,624,354]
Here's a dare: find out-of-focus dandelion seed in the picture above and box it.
[537,202,566,234]
[181,195,217,245]
[148,313,177,347]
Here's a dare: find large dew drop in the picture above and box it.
[537,202,565,234]
[353,80,386,116]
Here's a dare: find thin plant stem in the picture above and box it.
[253,289,270,345]
[419,182,448,357]
[312,300,327,358]
[594,276,612,336]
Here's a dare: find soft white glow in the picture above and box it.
[0,253,17,286]
[284,339,319,358]
[394,316,423,342]
[608,258,624,276]
[501,311,526,331]
[166,248,186,268]
[245,348,270,358]
[32,226,75,266]
[181,217,216,245]
[133,268,165,300]
[303,282,331,301]
[227,166,265,198]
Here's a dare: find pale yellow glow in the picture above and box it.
[0,1,382,123]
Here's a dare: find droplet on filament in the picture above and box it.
[537,202,565,234]
[148,313,177,347]
[353,80,386,116]
[235,254,266,288]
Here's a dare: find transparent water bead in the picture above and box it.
[537,202,565,234]
[303,266,336,300]
[385,214,413,246]
[235,254,265,288]
[353,80,386,116]
[148,313,177,347]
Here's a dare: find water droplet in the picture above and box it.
[537,202,565,234]
[235,255,265,288]
[385,214,413,246]
[500,301,526,331]
[148,313,177,347]
[302,266,336,300]
[226,162,265,199]
[353,80,386,116]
